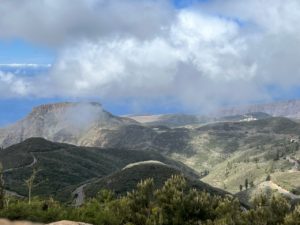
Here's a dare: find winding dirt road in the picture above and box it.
[3,152,37,173]
[2,152,37,197]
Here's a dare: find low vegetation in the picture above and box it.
[0,138,196,202]
[0,175,300,225]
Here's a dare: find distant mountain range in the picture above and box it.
[128,112,271,127]
[218,99,300,118]
[127,99,300,127]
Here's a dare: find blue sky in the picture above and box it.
[1,0,300,126]
[0,39,55,64]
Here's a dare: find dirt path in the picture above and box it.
[2,152,37,198]
[3,152,37,173]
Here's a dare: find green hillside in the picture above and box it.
[85,162,227,199]
[0,138,199,202]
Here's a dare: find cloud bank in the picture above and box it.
[1,0,300,112]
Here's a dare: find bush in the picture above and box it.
[0,175,299,225]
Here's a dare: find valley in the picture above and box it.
[0,101,300,207]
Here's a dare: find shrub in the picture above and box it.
[0,175,299,225]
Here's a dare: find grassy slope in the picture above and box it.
[94,117,300,201]
[195,118,300,199]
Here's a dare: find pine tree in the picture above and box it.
[125,178,154,225]
[155,175,187,225]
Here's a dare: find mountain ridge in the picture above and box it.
[0,102,138,148]
[217,99,300,118]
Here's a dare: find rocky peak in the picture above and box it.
[0,102,137,148]
[29,102,103,117]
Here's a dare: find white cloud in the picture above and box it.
[1,0,300,112]
[206,0,300,34]
[40,10,258,105]
[0,0,174,46]
[0,72,30,97]
[170,11,256,81]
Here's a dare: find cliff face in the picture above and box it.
[0,102,137,148]
[218,100,300,118]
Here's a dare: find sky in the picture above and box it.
[1,0,300,126]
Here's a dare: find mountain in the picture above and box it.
[218,99,300,118]
[0,102,273,148]
[1,101,300,203]
[0,138,199,202]
[0,102,137,148]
